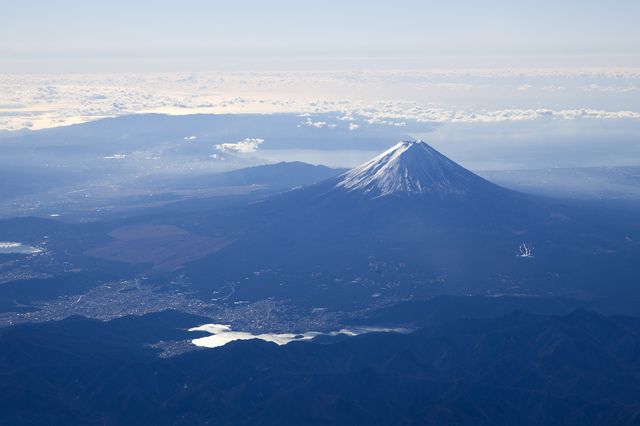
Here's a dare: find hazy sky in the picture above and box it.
[2,0,639,73]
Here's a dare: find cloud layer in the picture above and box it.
[1,68,639,133]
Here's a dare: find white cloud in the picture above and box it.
[0,68,639,132]
[304,117,326,128]
[215,138,264,153]
[349,123,360,131]
[435,82,473,90]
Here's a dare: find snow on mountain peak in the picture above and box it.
[335,140,490,197]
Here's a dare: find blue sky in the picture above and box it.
[2,0,639,73]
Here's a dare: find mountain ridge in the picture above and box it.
[3,308,640,425]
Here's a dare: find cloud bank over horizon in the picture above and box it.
[1,68,639,169]
[1,68,639,132]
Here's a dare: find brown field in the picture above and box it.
[84,224,234,271]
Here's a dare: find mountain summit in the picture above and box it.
[183,139,640,315]
[334,140,495,198]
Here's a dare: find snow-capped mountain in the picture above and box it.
[181,139,639,313]
[333,140,500,198]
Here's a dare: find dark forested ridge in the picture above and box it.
[2,308,640,425]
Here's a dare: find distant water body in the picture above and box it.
[0,242,41,254]
[190,324,412,348]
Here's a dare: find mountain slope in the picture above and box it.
[180,141,640,313]
[168,161,348,191]
[335,140,499,198]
